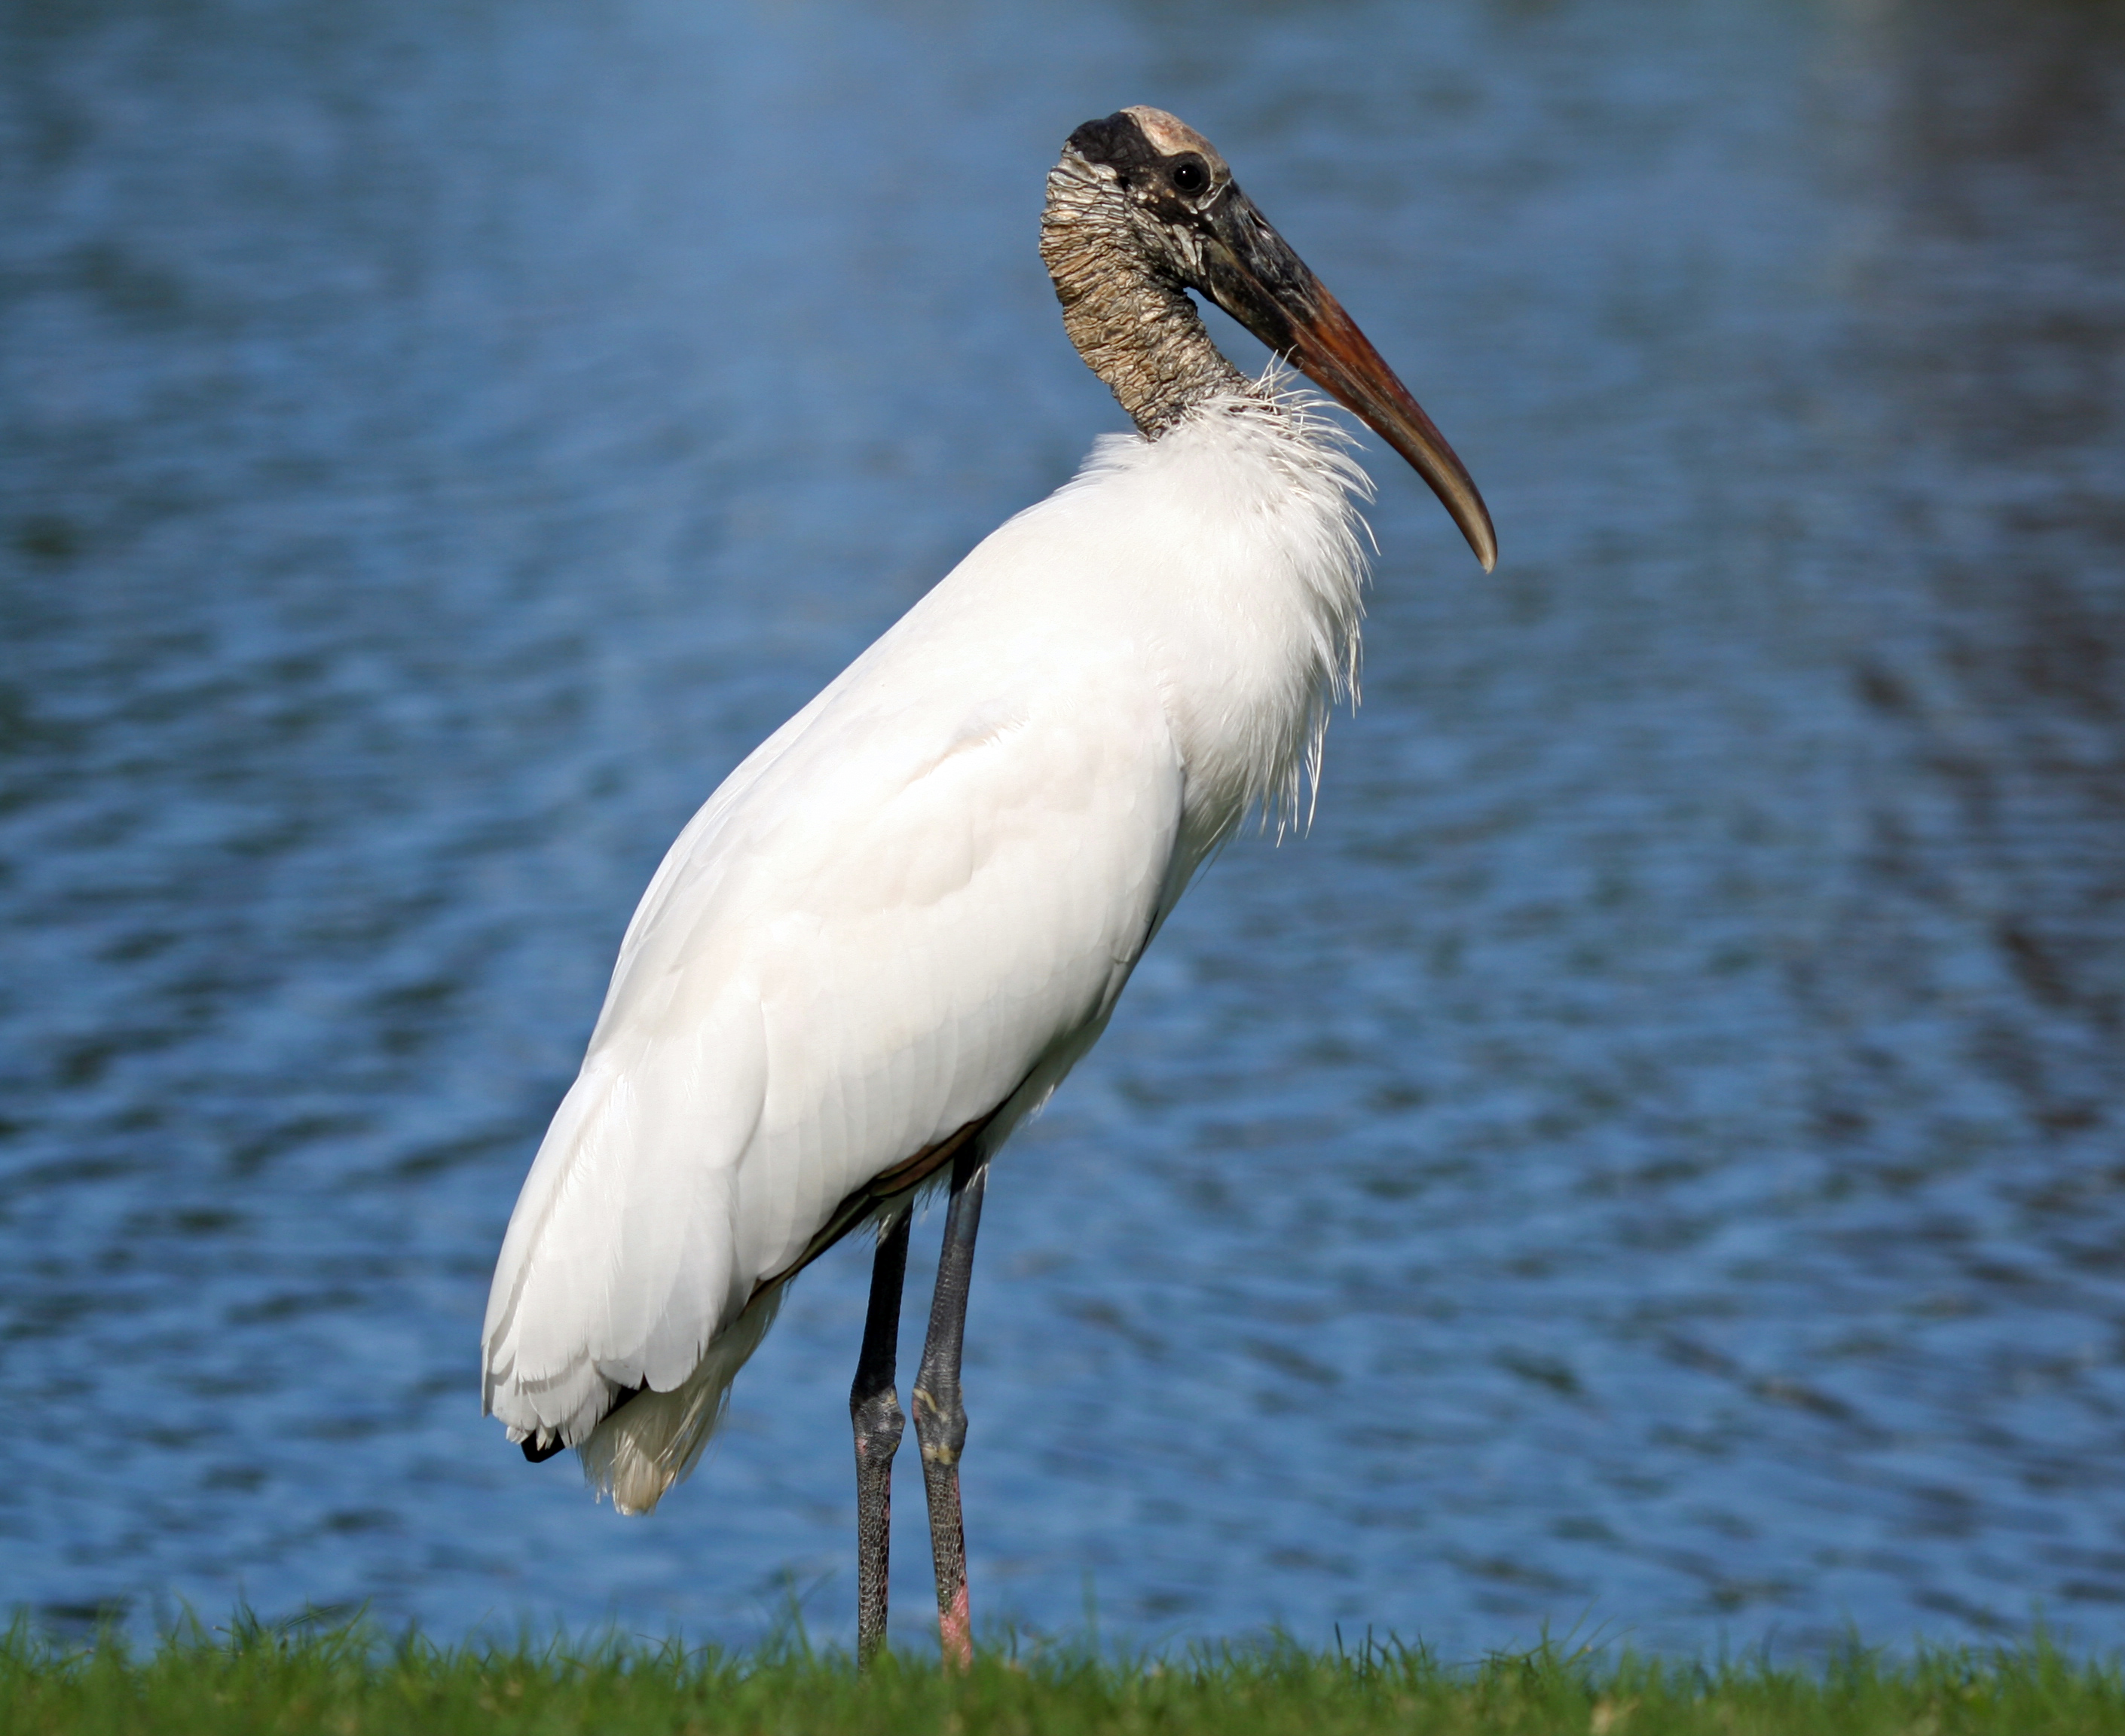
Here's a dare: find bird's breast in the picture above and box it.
[997,400,1369,838]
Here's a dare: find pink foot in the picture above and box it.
[939,1584,972,1670]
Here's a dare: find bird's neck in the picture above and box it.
[1040,165,1250,437]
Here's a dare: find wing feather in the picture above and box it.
[482,621,1184,1507]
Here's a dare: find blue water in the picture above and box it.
[4,0,2123,1661]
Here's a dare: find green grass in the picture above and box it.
[5,1613,2123,1734]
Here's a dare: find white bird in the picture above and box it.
[482,105,1495,1665]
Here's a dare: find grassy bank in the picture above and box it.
[4,1615,2122,1734]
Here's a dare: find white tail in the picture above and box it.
[576,1282,787,1514]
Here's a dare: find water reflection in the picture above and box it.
[1,0,2121,1660]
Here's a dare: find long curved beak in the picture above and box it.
[1197,188,1497,572]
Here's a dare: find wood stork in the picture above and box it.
[481,105,1495,1666]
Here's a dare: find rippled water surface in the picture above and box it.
[4,0,2123,1660]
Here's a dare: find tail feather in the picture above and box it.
[575,1283,787,1514]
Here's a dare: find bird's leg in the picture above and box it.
[912,1148,988,1670]
[851,1206,913,1668]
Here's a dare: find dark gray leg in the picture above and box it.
[912,1148,988,1668]
[850,1206,913,1667]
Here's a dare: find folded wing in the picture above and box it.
[481,643,1184,1508]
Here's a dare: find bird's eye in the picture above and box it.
[1170,157,1209,195]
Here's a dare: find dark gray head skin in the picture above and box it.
[1040,105,1497,572]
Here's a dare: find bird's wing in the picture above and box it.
[481,642,1184,1450]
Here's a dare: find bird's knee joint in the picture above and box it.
[852,1388,905,1461]
[910,1382,967,1464]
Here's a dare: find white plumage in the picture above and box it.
[482,386,1369,1514]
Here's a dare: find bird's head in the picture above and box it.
[1044,105,1495,573]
